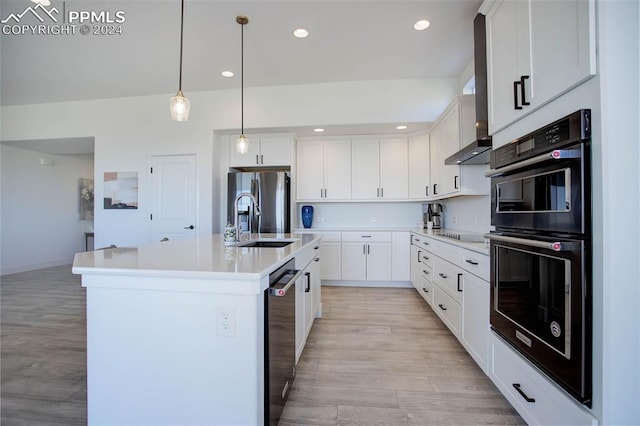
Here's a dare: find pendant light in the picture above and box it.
[169,0,190,121]
[235,15,249,154]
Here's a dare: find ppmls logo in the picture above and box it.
[2,1,126,36]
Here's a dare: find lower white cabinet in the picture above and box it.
[461,272,489,372]
[432,285,461,338]
[391,232,410,281]
[341,232,392,281]
[318,232,341,280]
[489,333,597,426]
[295,246,322,362]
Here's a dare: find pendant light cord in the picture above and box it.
[240,21,244,135]
[178,0,185,91]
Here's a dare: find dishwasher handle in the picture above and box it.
[269,269,302,297]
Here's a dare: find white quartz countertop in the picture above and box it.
[411,229,490,256]
[72,233,322,280]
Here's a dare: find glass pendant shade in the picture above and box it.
[170,91,190,121]
[236,134,249,154]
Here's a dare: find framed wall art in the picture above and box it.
[103,171,138,209]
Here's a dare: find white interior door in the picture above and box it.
[151,155,197,242]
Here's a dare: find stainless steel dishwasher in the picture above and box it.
[265,258,300,425]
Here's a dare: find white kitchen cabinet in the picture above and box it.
[433,285,461,338]
[408,133,430,199]
[428,96,489,200]
[489,333,597,426]
[461,272,490,373]
[318,233,342,280]
[296,139,351,201]
[229,134,292,167]
[352,138,408,200]
[484,0,596,134]
[410,244,422,291]
[296,245,321,362]
[391,232,410,282]
[341,232,391,281]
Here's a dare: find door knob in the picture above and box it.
[184,225,194,230]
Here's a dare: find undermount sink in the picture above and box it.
[239,241,294,248]
[236,238,297,248]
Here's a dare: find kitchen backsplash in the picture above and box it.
[440,195,491,233]
[295,202,422,228]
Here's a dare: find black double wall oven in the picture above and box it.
[485,109,592,406]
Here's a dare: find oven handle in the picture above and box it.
[485,148,582,178]
[483,233,579,252]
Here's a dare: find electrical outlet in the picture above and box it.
[370,216,377,223]
[452,216,458,224]
[316,216,324,222]
[216,306,236,337]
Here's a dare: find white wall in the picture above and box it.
[440,195,491,233]
[0,146,94,274]
[294,202,423,229]
[1,78,458,248]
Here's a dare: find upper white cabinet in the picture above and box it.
[408,133,430,199]
[428,96,489,200]
[352,138,408,200]
[229,134,293,167]
[296,139,351,201]
[484,0,596,134]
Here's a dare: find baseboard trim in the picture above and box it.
[321,280,412,288]
[1,258,72,276]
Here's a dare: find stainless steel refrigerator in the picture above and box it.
[227,171,291,234]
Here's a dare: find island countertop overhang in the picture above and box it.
[72,233,322,293]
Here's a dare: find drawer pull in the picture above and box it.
[422,288,429,293]
[423,270,430,275]
[512,383,536,403]
[421,255,429,262]
[465,259,479,265]
[439,273,447,279]
[361,235,372,238]
[438,304,447,311]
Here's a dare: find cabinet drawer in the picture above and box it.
[461,251,489,281]
[410,234,433,252]
[432,286,461,337]
[489,333,597,426]
[318,232,341,242]
[433,257,463,303]
[418,275,433,306]
[418,250,434,270]
[342,232,391,242]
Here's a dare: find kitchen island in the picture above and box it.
[72,233,321,425]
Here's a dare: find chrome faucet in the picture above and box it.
[233,192,261,241]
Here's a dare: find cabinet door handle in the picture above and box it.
[438,304,447,311]
[520,75,530,106]
[417,250,422,262]
[457,273,463,292]
[305,272,311,292]
[256,154,260,164]
[425,186,429,197]
[433,184,438,195]
[513,80,522,110]
[465,259,479,265]
[260,154,264,164]
[320,189,323,198]
[512,384,536,403]
[367,244,370,255]
[380,188,384,198]
[363,244,366,255]
[454,175,459,190]
[439,273,447,279]
[324,189,327,198]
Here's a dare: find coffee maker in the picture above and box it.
[426,203,444,229]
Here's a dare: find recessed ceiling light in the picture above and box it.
[414,20,431,31]
[313,128,325,132]
[396,125,408,130]
[471,151,480,155]
[221,71,234,78]
[293,28,309,38]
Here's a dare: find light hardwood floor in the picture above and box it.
[1,266,523,425]
[281,286,524,425]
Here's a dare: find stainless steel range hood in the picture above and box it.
[445,13,492,166]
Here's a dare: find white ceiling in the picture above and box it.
[1,136,95,154]
[0,0,481,107]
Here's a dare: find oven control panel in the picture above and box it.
[492,109,590,169]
